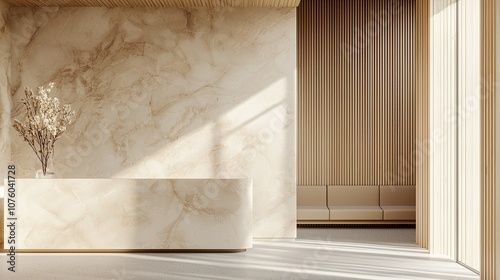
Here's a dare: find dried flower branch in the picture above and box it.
[12,82,75,175]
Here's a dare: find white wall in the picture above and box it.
[8,7,297,239]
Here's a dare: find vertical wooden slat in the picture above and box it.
[297,0,416,187]
[480,0,497,278]
[416,0,429,249]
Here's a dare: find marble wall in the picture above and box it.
[0,1,10,187]
[8,7,296,239]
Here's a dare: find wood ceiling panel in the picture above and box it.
[2,0,300,7]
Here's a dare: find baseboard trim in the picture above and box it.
[253,237,296,242]
[298,220,416,228]
[1,249,247,253]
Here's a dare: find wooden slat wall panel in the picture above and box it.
[415,0,429,249]
[297,0,416,186]
[480,0,497,278]
[1,0,301,7]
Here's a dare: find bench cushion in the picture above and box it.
[329,206,383,220]
[382,206,416,220]
[380,185,416,206]
[328,186,382,220]
[297,185,327,206]
[328,185,380,206]
[380,185,416,220]
[297,185,328,220]
[298,206,330,220]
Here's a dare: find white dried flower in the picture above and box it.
[12,82,76,175]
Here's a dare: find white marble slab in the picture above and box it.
[3,179,252,251]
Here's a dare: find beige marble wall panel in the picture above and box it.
[5,179,252,250]
[0,2,11,188]
[9,7,296,239]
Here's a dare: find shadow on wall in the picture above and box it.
[7,7,297,239]
[8,7,296,181]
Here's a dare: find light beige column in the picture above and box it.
[418,0,498,276]
[428,0,457,259]
[457,0,481,272]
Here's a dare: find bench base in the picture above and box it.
[297,220,416,225]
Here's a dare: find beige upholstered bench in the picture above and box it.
[297,185,416,224]
[380,185,416,220]
[328,185,383,220]
[297,185,329,220]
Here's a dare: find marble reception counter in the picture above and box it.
[3,179,252,252]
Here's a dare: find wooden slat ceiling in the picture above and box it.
[1,0,300,7]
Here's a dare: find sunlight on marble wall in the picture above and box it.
[0,1,10,187]
[9,7,296,238]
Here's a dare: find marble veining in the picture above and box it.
[6,179,252,250]
[7,7,296,239]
